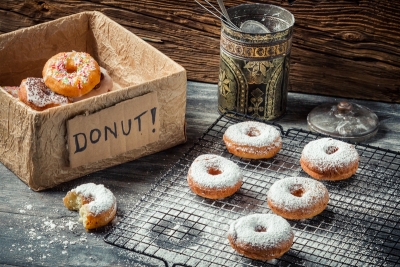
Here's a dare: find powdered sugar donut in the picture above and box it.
[267,177,329,220]
[228,213,294,260]
[187,154,243,199]
[43,51,101,97]
[72,67,113,102]
[18,78,70,111]
[63,183,117,230]
[300,138,359,181]
[223,121,282,159]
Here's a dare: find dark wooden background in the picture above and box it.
[0,0,399,102]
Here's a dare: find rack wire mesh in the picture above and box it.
[104,113,400,267]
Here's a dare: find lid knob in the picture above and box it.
[337,101,352,113]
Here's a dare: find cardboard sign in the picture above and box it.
[67,92,160,168]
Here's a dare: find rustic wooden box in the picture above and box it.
[0,11,187,191]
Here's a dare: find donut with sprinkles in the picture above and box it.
[42,51,101,97]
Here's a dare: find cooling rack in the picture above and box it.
[104,113,400,267]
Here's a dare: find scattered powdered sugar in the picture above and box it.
[72,183,116,215]
[267,177,329,211]
[224,121,281,147]
[301,138,359,171]
[24,77,69,107]
[228,213,293,248]
[188,154,242,188]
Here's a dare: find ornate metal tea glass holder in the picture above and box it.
[218,4,295,121]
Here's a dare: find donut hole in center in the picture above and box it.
[246,127,260,137]
[207,167,222,175]
[290,185,305,197]
[325,145,339,155]
[255,226,267,232]
[66,58,77,73]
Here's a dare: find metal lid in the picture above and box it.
[307,101,379,142]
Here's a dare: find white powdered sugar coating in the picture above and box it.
[72,183,115,215]
[228,213,293,248]
[267,177,328,211]
[301,138,359,171]
[224,121,281,147]
[25,78,69,107]
[189,154,242,188]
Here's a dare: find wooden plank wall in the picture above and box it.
[0,0,399,102]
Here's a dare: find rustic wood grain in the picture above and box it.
[0,0,399,102]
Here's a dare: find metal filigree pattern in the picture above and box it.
[220,34,290,60]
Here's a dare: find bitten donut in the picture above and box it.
[187,154,243,199]
[228,213,294,261]
[18,78,70,111]
[63,183,117,230]
[42,51,101,97]
[72,67,113,102]
[267,177,329,220]
[300,138,359,181]
[223,121,282,159]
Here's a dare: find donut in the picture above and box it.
[267,177,329,220]
[300,138,359,181]
[63,183,117,230]
[18,78,70,111]
[187,154,243,199]
[42,51,101,97]
[223,121,282,159]
[228,213,294,261]
[72,67,113,102]
[1,86,19,98]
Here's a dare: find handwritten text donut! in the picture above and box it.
[67,92,160,168]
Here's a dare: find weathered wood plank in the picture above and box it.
[0,0,399,102]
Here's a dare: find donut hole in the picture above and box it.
[255,225,267,232]
[246,127,260,137]
[290,185,305,197]
[207,167,222,175]
[325,145,339,155]
[66,58,77,73]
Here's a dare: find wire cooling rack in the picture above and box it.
[104,113,400,267]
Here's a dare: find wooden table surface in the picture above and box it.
[1,81,399,267]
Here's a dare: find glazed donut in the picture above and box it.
[223,121,282,159]
[187,154,243,199]
[72,67,113,102]
[267,177,329,220]
[18,78,70,111]
[300,138,359,181]
[63,183,117,230]
[1,86,19,98]
[42,51,101,97]
[228,213,294,261]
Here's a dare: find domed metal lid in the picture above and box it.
[307,101,379,142]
